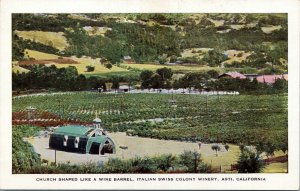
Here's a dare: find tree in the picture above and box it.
[86,65,95,72]
[158,56,167,65]
[140,70,154,89]
[202,50,227,67]
[236,148,265,173]
[206,70,219,79]
[105,63,113,70]
[280,141,288,155]
[211,144,221,156]
[273,79,287,92]
[151,74,163,89]
[156,67,173,82]
[169,55,177,63]
[155,154,176,172]
[179,151,206,173]
[224,144,229,151]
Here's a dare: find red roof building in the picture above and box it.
[218,72,246,79]
[256,74,288,84]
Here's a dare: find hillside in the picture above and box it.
[12,13,288,76]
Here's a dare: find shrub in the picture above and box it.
[86,65,95,72]
[224,144,230,151]
[130,156,158,173]
[105,63,113,70]
[179,150,204,173]
[12,125,42,173]
[104,158,132,173]
[236,148,265,173]
[154,154,176,172]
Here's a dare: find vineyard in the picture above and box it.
[12,92,287,150]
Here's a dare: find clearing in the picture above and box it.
[28,131,286,173]
[15,31,68,51]
[20,49,129,75]
[261,25,282,34]
[262,162,288,173]
[121,63,223,73]
[83,26,112,36]
[28,131,240,169]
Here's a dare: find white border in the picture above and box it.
[0,0,299,190]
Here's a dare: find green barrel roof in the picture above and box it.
[54,125,93,136]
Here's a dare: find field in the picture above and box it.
[12,65,30,73]
[25,49,59,60]
[15,30,68,50]
[120,63,223,73]
[13,92,288,172]
[16,49,231,75]
[263,162,288,173]
[13,92,287,147]
[22,49,130,75]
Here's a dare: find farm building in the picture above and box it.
[49,118,116,155]
[256,74,288,84]
[218,72,246,79]
[105,82,113,91]
[122,56,136,64]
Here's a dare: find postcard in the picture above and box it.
[0,0,299,190]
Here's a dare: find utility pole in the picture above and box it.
[54,149,57,166]
[206,95,208,115]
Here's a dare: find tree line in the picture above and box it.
[140,68,288,94]
[12,65,138,92]
[12,65,287,94]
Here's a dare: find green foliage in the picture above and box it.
[12,34,59,61]
[224,144,229,151]
[236,148,266,173]
[140,68,173,89]
[12,125,41,173]
[13,92,287,153]
[202,50,228,67]
[104,158,133,173]
[12,14,106,32]
[12,65,141,91]
[175,72,209,90]
[86,65,95,72]
[211,144,221,156]
[154,154,176,172]
[140,70,154,89]
[156,67,173,81]
[273,79,288,93]
[179,151,208,173]
[105,63,113,70]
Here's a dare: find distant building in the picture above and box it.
[105,82,113,91]
[256,74,288,84]
[118,82,130,93]
[218,72,246,79]
[122,56,135,64]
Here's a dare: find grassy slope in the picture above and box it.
[22,50,225,75]
[263,162,288,173]
[121,63,224,73]
[24,49,129,75]
[12,65,30,73]
[15,30,68,51]
[25,49,59,59]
